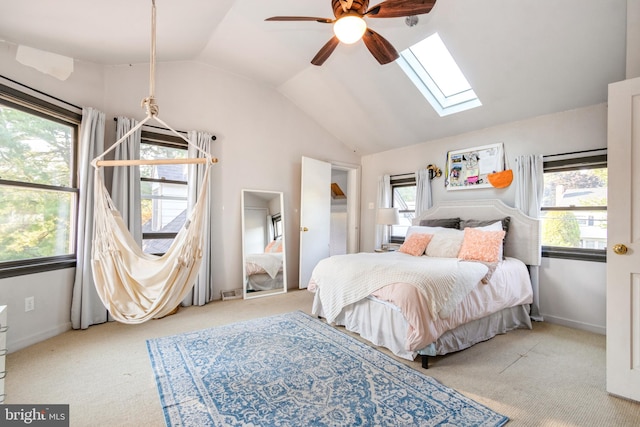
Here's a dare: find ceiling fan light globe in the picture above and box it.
[333,15,367,44]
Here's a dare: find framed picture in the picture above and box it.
[445,143,504,190]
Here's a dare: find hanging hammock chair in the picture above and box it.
[89,0,217,323]
[91,155,213,323]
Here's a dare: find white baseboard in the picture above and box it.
[8,322,72,354]
[540,314,605,335]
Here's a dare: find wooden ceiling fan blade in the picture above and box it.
[265,16,334,23]
[362,29,399,65]
[311,36,341,66]
[366,0,437,18]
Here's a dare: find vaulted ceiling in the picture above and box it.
[0,0,628,155]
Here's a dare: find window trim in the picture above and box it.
[542,247,606,263]
[0,256,76,279]
[541,149,607,262]
[0,82,81,278]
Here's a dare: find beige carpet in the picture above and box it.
[5,289,640,426]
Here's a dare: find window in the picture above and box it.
[139,131,188,255]
[541,149,607,262]
[389,174,416,243]
[0,82,81,277]
[272,213,283,240]
[397,32,481,116]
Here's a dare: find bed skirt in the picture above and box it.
[246,271,284,291]
[312,292,532,361]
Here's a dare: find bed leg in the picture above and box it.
[421,355,429,369]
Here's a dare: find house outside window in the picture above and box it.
[390,174,416,243]
[139,132,188,255]
[541,149,607,262]
[0,83,80,278]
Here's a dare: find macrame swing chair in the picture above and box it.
[90,0,217,324]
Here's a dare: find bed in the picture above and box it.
[309,199,541,368]
[245,240,284,292]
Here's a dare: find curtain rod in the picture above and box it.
[543,147,606,158]
[0,74,82,110]
[113,117,216,140]
[95,157,217,167]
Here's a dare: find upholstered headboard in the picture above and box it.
[413,199,541,266]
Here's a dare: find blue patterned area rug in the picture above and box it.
[147,311,508,427]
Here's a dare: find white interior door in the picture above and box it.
[299,157,331,288]
[606,76,640,402]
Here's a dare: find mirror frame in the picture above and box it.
[241,189,287,299]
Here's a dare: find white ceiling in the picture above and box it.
[0,0,628,155]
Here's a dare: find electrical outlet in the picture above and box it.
[25,296,35,312]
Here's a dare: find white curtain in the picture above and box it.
[71,107,109,329]
[267,214,274,241]
[415,168,433,217]
[515,154,544,321]
[181,130,215,306]
[111,117,142,246]
[515,154,544,215]
[375,174,392,249]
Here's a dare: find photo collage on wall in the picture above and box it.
[445,143,505,190]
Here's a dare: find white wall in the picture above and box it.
[0,43,106,110]
[0,46,359,352]
[0,270,75,352]
[540,257,605,334]
[360,104,608,333]
[627,0,640,79]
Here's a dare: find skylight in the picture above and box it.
[397,33,481,117]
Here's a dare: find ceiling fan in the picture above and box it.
[265,0,437,66]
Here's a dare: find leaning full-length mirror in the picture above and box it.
[241,189,287,299]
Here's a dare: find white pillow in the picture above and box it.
[425,229,465,258]
[473,220,503,232]
[405,225,449,238]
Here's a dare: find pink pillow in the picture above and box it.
[458,228,506,263]
[265,240,282,253]
[398,233,433,256]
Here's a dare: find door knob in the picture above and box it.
[612,243,628,255]
[301,227,309,232]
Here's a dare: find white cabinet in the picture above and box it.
[0,305,6,404]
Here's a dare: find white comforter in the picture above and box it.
[245,253,282,279]
[310,252,489,324]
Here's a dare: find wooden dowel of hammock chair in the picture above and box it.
[95,157,218,167]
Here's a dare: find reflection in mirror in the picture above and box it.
[241,189,287,299]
